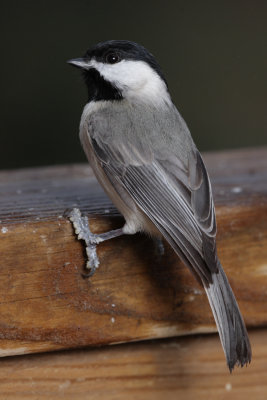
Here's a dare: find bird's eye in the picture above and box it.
[106,52,121,64]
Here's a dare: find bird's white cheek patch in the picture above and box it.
[89,59,170,104]
[91,60,148,89]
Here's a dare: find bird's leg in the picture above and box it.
[69,208,124,277]
[153,237,165,257]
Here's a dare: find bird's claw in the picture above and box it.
[69,208,101,275]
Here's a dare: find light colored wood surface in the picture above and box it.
[0,148,266,356]
[0,328,265,400]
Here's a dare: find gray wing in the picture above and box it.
[87,106,251,370]
[105,148,217,285]
[90,109,217,285]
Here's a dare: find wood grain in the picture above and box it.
[0,328,266,400]
[0,147,266,357]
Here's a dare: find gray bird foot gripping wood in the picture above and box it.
[69,208,101,276]
[69,208,124,277]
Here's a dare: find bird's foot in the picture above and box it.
[69,208,101,276]
[69,208,125,277]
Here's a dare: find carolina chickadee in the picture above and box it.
[68,40,251,371]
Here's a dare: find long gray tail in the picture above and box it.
[204,262,251,371]
[156,224,251,371]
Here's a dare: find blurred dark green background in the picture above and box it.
[1,1,266,169]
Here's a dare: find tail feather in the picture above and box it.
[149,221,251,371]
[204,263,251,371]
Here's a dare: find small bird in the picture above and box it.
[68,40,251,371]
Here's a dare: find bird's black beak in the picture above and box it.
[67,58,91,70]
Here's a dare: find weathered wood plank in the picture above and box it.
[0,328,266,400]
[0,147,266,357]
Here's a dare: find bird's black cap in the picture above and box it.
[68,40,167,102]
[85,40,167,85]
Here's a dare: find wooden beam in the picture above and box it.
[0,328,265,400]
[0,147,266,357]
